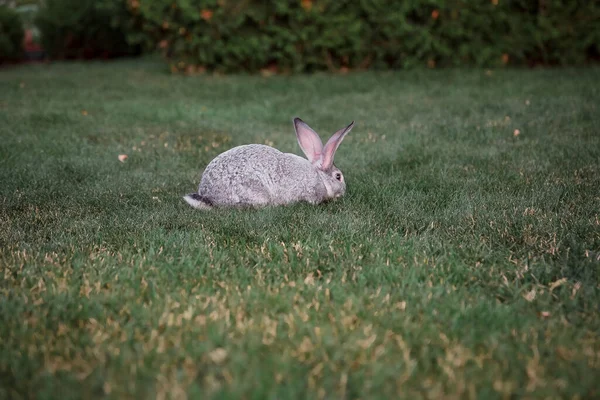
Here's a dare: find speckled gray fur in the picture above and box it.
[183,117,354,209]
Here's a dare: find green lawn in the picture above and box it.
[1,58,599,399]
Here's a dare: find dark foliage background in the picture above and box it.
[0,5,25,62]
[120,0,600,73]
[34,0,141,59]
[16,0,599,71]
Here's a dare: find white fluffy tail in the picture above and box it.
[183,193,213,210]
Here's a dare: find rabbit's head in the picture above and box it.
[293,117,355,200]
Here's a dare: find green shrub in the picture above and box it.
[0,5,25,63]
[34,0,141,59]
[120,0,600,73]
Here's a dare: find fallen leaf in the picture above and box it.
[356,334,377,349]
[571,282,581,299]
[57,323,68,336]
[523,288,536,302]
[304,273,315,286]
[549,278,567,292]
[260,68,276,77]
[81,110,88,116]
[118,154,128,162]
[298,337,314,353]
[208,348,227,364]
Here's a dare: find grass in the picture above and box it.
[0,57,599,399]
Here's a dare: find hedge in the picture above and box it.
[119,0,600,73]
[34,0,140,59]
[14,0,600,70]
[0,5,25,63]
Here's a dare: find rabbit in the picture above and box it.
[183,117,355,209]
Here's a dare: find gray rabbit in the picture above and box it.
[183,117,355,209]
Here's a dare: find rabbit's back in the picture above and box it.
[198,144,326,207]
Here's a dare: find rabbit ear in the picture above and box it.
[320,121,354,170]
[293,117,323,165]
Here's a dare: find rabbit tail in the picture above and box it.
[183,193,213,210]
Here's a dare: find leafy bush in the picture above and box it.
[34,0,141,59]
[121,0,599,73]
[0,5,25,63]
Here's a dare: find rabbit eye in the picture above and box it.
[335,172,342,181]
